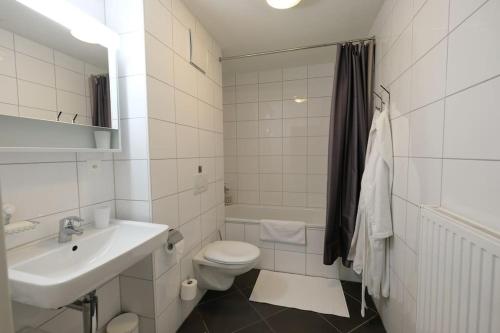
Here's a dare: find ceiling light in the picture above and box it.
[294,97,307,103]
[266,0,302,10]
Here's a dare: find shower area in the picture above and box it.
[221,40,372,281]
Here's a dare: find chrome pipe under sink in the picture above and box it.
[67,291,98,333]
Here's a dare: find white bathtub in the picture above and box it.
[223,205,360,282]
[225,204,326,228]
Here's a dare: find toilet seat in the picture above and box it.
[204,241,259,265]
[194,241,260,290]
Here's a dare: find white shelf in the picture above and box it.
[0,115,121,152]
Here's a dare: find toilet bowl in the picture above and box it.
[193,241,260,291]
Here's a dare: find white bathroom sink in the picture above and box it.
[7,220,168,309]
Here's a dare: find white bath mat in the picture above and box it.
[249,270,350,317]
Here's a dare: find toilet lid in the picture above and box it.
[204,241,260,265]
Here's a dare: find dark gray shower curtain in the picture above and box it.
[90,74,111,128]
[323,42,374,267]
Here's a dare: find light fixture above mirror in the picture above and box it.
[266,0,302,10]
[16,0,119,48]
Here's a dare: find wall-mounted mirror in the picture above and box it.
[0,0,121,151]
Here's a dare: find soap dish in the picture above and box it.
[4,220,39,235]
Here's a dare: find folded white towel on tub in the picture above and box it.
[260,219,306,245]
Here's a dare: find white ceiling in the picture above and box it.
[183,0,383,72]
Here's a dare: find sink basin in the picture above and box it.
[7,219,168,309]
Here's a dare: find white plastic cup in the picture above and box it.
[94,131,111,149]
[94,206,110,229]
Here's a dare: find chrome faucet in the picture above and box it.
[58,216,84,243]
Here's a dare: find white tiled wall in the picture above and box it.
[0,29,107,125]
[370,0,500,332]
[223,63,334,209]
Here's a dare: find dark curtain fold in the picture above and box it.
[323,42,375,267]
[90,74,111,128]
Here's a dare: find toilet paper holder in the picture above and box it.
[165,229,184,251]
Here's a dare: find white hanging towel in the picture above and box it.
[348,103,394,317]
[260,219,306,245]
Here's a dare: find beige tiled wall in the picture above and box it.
[149,0,225,329]
[222,63,334,209]
[111,0,224,332]
[370,0,500,332]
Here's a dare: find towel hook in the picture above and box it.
[380,85,390,103]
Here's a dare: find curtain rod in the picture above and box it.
[219,36,375,62]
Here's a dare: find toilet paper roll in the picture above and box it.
[164,242,175,255]
[164,239,185,263]
[180,278,197,301]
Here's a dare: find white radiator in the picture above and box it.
[417,207,500,333]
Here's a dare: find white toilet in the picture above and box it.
[193,241,260,291]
